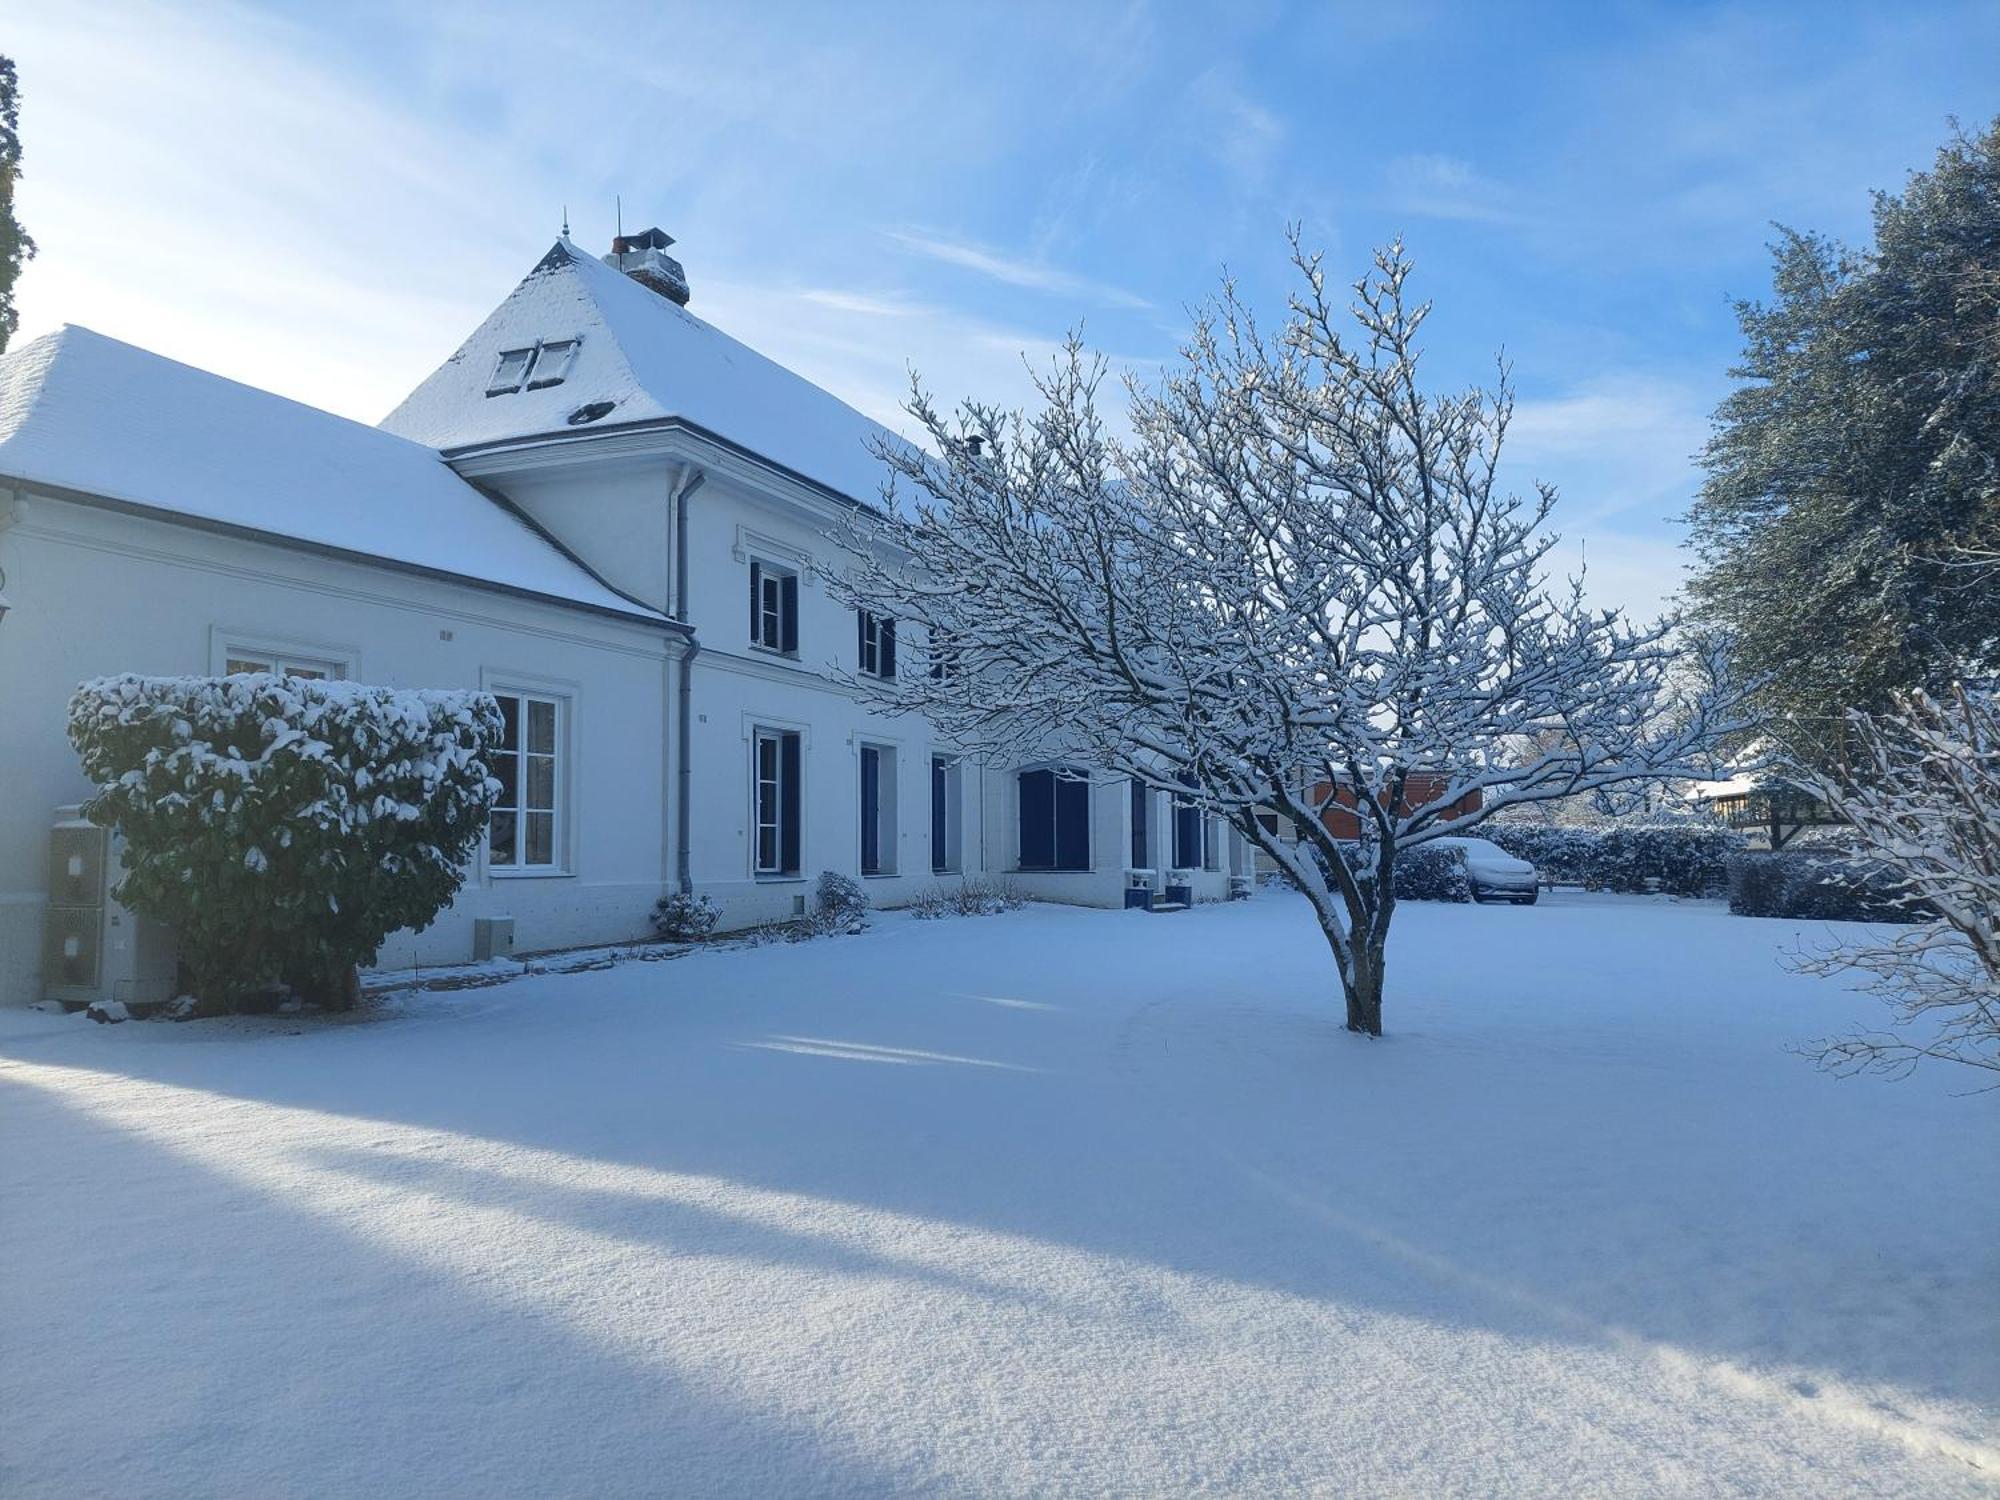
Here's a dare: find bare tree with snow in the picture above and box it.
[831,237,1746,1036]
[1794,686,2000,1080]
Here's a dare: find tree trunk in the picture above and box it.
[1344,936,1386,1037]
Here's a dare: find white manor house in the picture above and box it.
[0,228,1253,1005]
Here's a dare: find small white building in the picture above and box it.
[0,228,1248,1005]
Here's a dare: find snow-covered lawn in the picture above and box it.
[2,892,1993,1498]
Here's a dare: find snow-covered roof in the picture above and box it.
[0,326,662,621]
[381,239,900,505]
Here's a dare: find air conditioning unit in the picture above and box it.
[42,807,178,1008]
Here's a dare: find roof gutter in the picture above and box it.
[670,462,707,893]
[438,414,886,518]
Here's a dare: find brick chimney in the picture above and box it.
[602,227,690,306]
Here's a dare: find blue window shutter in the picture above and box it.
[932,757,948,870]
[1018,770,1054,869]
[780,732,802,874]
[1055,773,1091,871]
[1130,779,1148,867]
[750,560,763,641]
[860,747,880,874]
[881,618,896,679]
[781,574,799,654]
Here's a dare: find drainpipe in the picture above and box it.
[669,464,706,893]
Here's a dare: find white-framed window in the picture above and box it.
[488,691,565,872]
[222,648,344,680]
[857,610,897,679]
[750,559,799,654]
[753,727,802,876]
[486,337,582,397]
[859,742,898,876]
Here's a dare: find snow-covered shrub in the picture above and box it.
[67,673,502,1009]
[908,887,954,920]
[911,879,1027,919]
[1726,852,1922,923]
[650,890,719,943]
[1393,844,1472,903]
[812,870,870,934]
[957,878,1025,915]
[1483,823,1741,896]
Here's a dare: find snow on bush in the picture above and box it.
[1726,851,1920,924]
[908,879,1027,920]
[812,870,870,934]
[1391,843,1472,903]
[650,891,719,944]
[1482,823,1741,896]
[67,673,503,1010]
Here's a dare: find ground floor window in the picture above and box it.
[222,646,345,679]
[755,728,802,875]
[860,743,898,876]
[1019,767,1090,871]
[489,691,563,870]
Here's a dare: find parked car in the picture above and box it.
[1431,837,1540,904]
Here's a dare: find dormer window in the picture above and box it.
[485,338,582,397]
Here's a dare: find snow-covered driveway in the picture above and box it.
[2,892,1993,1497]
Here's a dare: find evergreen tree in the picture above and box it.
[0,56,34,354]
[1688,119,2000,766]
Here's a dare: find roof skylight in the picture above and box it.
[485,338,582,398]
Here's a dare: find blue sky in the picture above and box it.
[12,1,1999,616]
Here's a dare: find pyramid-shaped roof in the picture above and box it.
[0,326,660,620]
[382,239,902,505]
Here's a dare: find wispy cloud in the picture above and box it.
[1185,66,1287,187]
[1386,153,1519,224]
[882,229,1152,310]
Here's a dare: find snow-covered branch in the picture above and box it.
[828,239,1751,1034]
[1794,687,2000,1080]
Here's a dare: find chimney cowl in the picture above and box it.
[602,226,690,306]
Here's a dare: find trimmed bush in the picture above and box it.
[650,891,719,943]
[1482,823,1741,897]
[1726,851,1924,923]
[1393,843,1472,903]
[68,673,503,1009]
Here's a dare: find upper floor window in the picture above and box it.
[750,559,799,654]
[857,610,897,679]
[486,338,582,397]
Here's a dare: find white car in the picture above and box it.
[1432,837,1540,905]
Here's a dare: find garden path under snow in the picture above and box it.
[1,891,1993,1497]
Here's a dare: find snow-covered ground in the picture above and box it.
[2,892,1993,1497]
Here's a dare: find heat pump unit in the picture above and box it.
[472,916,516,962]
[43,807,178,1008]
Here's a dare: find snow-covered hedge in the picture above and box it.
[68,674,503,1008]
[1481,824,1741,897]
[1393,844,1472,903]
[1726,852,1926,924]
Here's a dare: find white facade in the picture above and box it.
[0,231,1246,1005]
